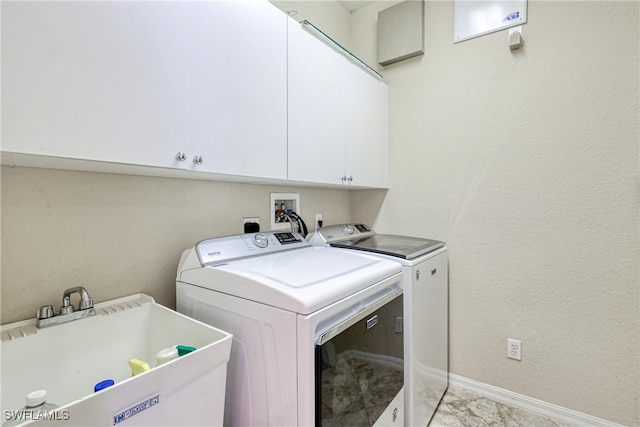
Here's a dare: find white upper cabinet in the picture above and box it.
[287,19,348,186]
[287,19,389,188]
[1,1,191,169]
[2,0,287,180]
[344,63,389,189]
[187,0,288,179]
[2,1,386,188]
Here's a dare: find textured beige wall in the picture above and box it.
[350,1,639,425]
[0,167,352,324]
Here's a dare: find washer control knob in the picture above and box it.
[253,233,269,248]
[343,224,354,235]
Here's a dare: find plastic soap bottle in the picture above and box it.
[3,390,59,426]
[128,359,151,376]
[155,347,179,366]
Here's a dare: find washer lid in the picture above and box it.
[331,234,444,260]
[178,246,402,314]
[315,224,444,260]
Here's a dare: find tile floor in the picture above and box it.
[429,386,570,427]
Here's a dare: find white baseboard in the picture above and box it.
[448,373,627,427]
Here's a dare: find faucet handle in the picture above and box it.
[79,296,94,310]
[37,305,55,320]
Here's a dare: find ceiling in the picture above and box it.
[337,1,375,12]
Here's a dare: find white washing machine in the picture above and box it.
[308,224,448,427]
[176,231,405,427]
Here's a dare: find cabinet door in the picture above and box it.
[345,65,389,188]
[187,0,287,179]
[1,2,189,168]
[287,19,347,185]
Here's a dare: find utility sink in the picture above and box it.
[1,294,232,426]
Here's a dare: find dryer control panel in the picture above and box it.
[195,232,309,266]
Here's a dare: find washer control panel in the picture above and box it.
[252,233,269,248]
[315,224,375,243]
[196,232,308,266]
[343,224,355,235]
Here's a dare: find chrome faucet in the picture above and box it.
[36,286,96,328]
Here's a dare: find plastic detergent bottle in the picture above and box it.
[155,346,179,366]
[128,358,151,376]
[176,345,196,356]
[2,390,59,426]
[94,379,115,392]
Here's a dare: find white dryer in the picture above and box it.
[308,224,448,427]
[176,231,405,427]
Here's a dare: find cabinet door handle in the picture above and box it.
[341,175,347,182]
[193,155,204,165]
[175,152,186,162]
[347,176,353,182]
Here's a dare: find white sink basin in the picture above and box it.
[1,294,232,426]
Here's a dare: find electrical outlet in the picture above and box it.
[243,217,260,233]
[243,217,259,225]
[315,214,323,229]
[508,338,522,361]
[395,317,403,333]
